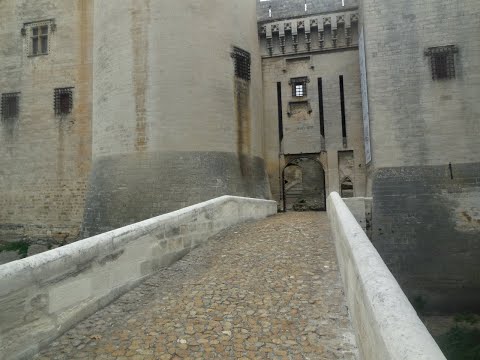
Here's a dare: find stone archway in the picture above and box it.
[282,157,326,211]
[340,177,354,198]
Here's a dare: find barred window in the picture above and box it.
[231,47,251,81]
[295,83,306,97]
[425,45,458,80]
[54,87,73,116]
[1,93,20,121]
[290,77,309,97]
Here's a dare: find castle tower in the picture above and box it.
[82,0,271,236]
[360,0,480,311]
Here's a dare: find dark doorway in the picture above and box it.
[340,177,354,198]
[282,157,326,211]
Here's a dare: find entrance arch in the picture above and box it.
[282,157,326,211]
[340,177,354,198]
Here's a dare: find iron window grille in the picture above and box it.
[425,45,458,80]
[54,87,74,116]
[1,93,20,121]
[231,47,251,81]
[295,84,306,97]
[289,77,309,97]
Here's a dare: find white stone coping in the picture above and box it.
[327,192,446,360]
[0,195,277,360]
[0,196,275,283]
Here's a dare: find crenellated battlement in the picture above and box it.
[258,10,359,57]
[257,0,358,23]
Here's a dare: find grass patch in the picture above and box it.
[436,326,480,360]
[0,241,29,258]
[455,314,479,326]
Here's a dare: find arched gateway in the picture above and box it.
[282,156,326,211]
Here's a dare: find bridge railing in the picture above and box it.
[0,196,276,360]
[328,192,446,360]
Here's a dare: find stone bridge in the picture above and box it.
[0,195,445,360]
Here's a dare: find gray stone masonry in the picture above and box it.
[35,213,357,360]
[257,0,359,22]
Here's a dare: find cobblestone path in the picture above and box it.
[35,213,357,360]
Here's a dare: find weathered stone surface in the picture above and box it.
[261,45,368,210]
[27,244,49,257]
[361,0,480,313]
[328,192,446,360]
[0,251,21,266]
[372,163,480,312]
[0,0,94,247]
[0,0,271,250]
[85,0,270,237]
[0,196,276,360]
[257,0,359,22]
[342,197,372,237]
[82,152,270,237]
[35,213,357,359]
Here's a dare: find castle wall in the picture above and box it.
[0,0,93,251]
[260,9,366,210]
[262,51,367,206]
[361,0,480,311]
[83,0,270,236]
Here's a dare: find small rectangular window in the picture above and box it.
[40,26,48,54]
[54,88,74,116]
[295,84,305,97]
[231,47,251,81]
[31,25,48,55]
[425,45,458,80]
[32,36,39,55]
[23,20,55,57]
[290,77,309,97]
[1,93,20,121]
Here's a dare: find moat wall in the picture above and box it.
[361,0,480,311]
[328,192,446,360]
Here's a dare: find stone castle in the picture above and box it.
[0,0,479,312]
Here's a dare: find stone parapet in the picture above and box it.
[328,192,446,360]
[342,197,372,238]
[0,196,277,360]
